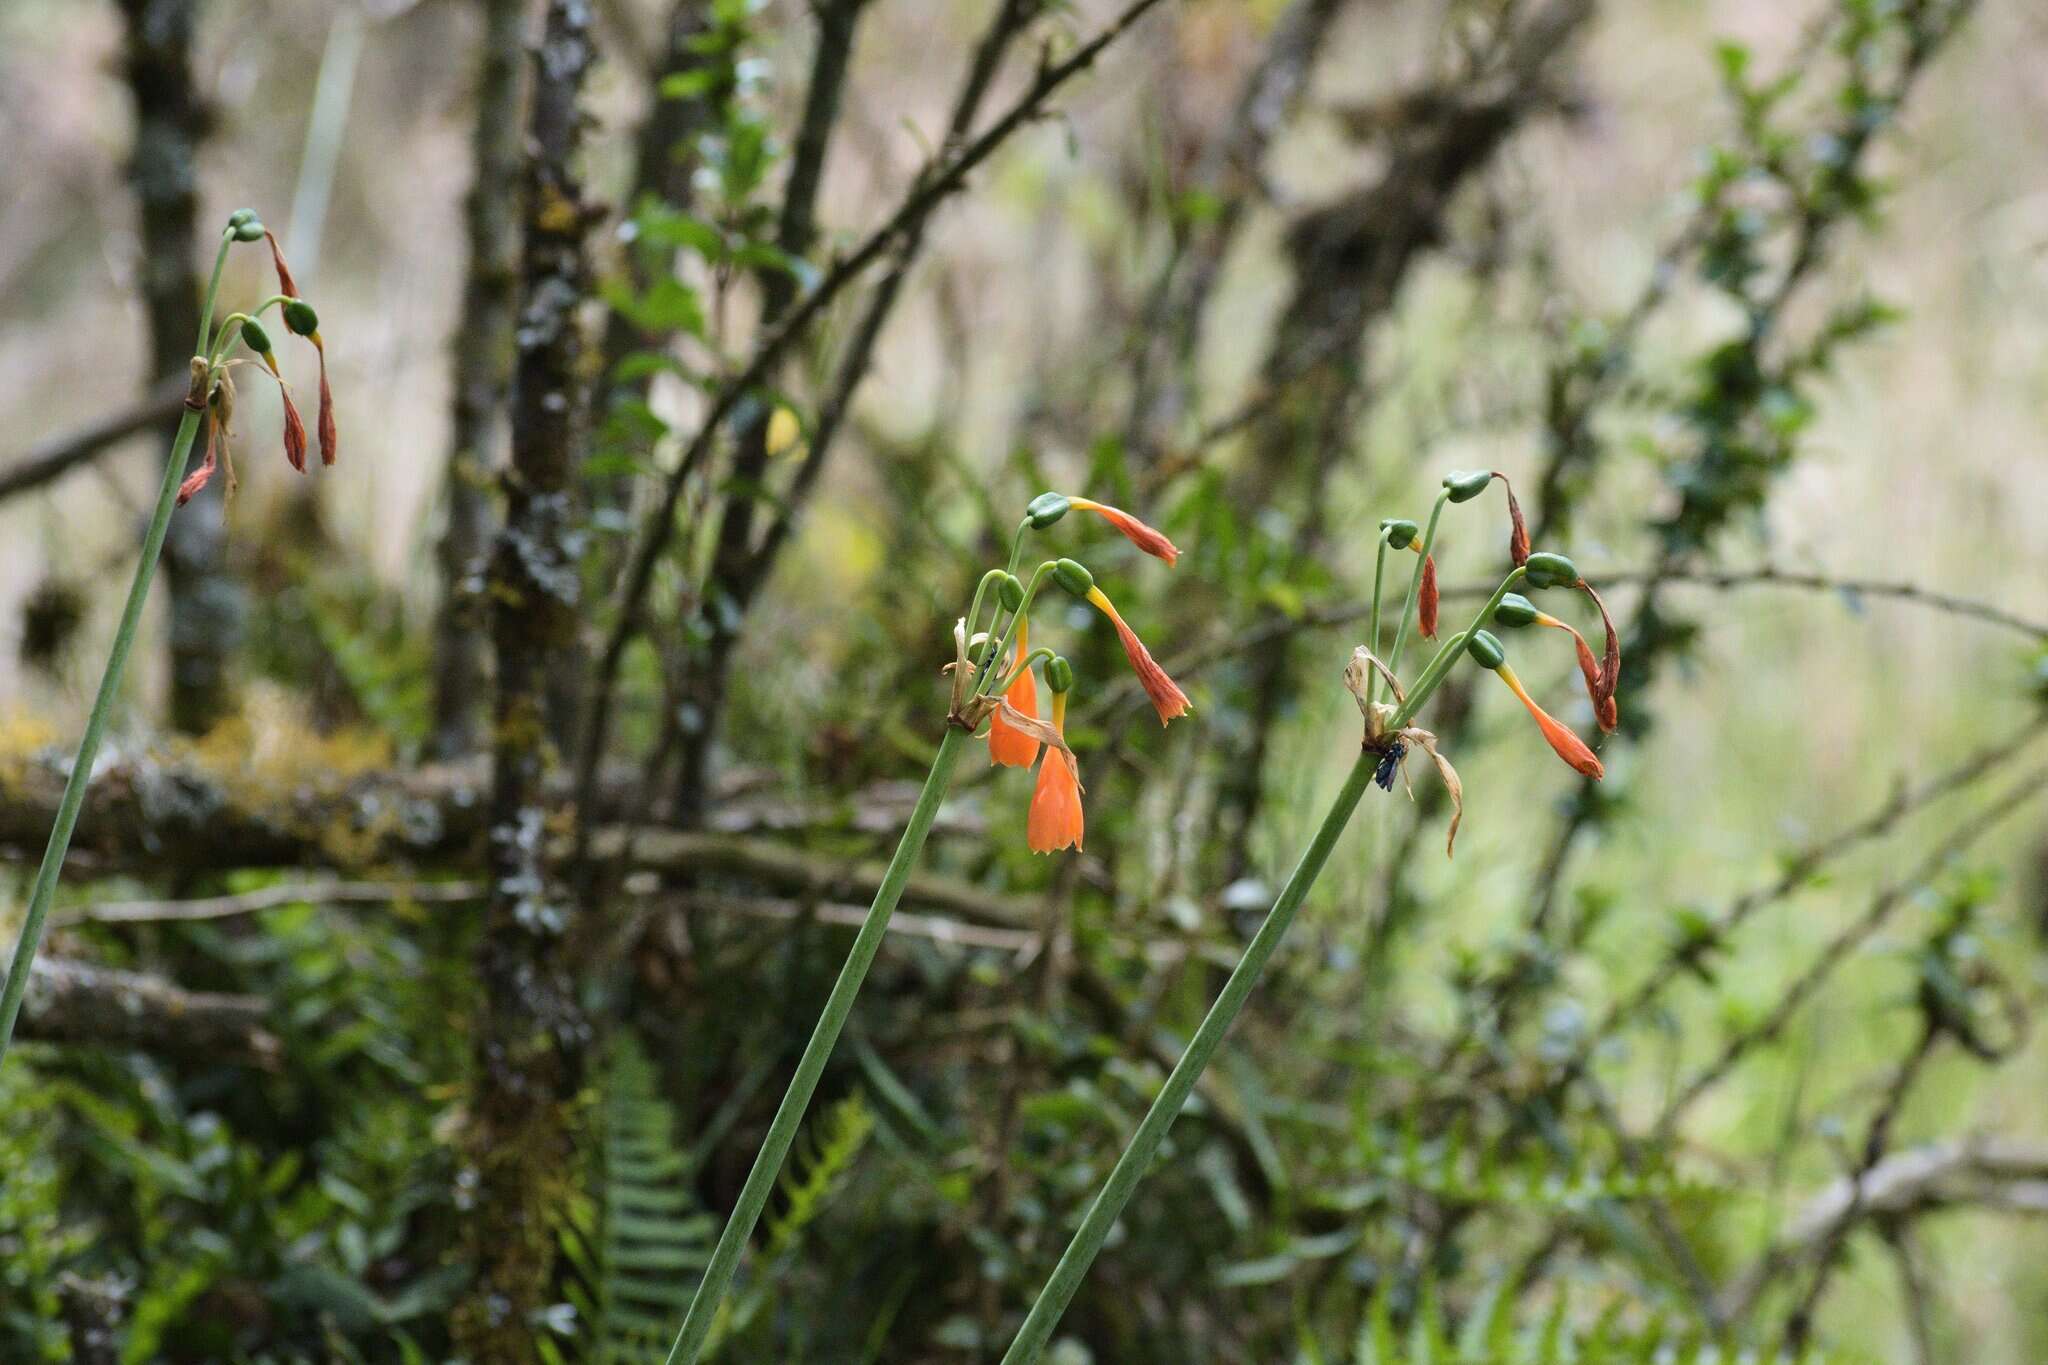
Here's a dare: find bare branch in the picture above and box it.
[1719,1136,2048,1323]
[585,827,1039,929]
[0,382,184,503]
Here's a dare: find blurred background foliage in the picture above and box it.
[2,0,2048,1360]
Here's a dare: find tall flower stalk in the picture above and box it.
[999,471,1616,1363]
[664,492,1187,1365]
[0,209,334,1072]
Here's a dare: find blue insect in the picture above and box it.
[1372,739,1406,791]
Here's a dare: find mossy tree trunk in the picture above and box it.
[454,1,596,1357]
[427,0,530,762]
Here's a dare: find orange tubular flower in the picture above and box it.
[1027,693,1084,853]
[1083,585,1191,725]
[987,620,1043,767]
[1496,663,1604,779]
[1067,498,1180,566]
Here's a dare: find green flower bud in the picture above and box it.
[1493,593,1539,628]
[1026,492,1071,529]
[232,219,268,242]
[240,319,275,354]
[227,208,259,229]
[1443,469,1493,503]
[1523,551,1580,589]
[282,300,320,337]
[1052,558,1094,598]
[1466,629,1506,671]
[1382,518,1421,549]
[1046,655,1075,694]
[997,573,1025,613]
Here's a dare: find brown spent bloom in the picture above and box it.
[1418,554,1439,639]
[282,387,309,474]
[268,228,336,465]
[1577,579,1620,732]
[1493,470,1529,567]
[264,230,301,299]
[314,344,337,466]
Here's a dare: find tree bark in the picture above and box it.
[454,0,597,1357]
[427,0,531,761]
[117,0,244,735]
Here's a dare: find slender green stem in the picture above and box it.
[1365,534,1390,708]
[978,559,1055,680]
[995,645,1056,696]
[1005,514,1032,579]
[964,568,1007,647]
[1389,567,1527,730]
[998,747,1382,1365]
[665,726,970,1364]
[1386,491,1448,681]
[0,232,236,1070]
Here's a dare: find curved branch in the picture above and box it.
[1719,1136,2048,1323]
[0,382,184,502]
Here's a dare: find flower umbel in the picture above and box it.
[967,499,1185,851]
[1353,475,1619,853]
[175,222,335,503]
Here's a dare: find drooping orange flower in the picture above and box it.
[1418,554,1439,639]
[1027,693,1084,853]
[987,619,1043,767]
[1083,585,1190,725]
[1495,663,1604,779]
[1068,498,1180,566]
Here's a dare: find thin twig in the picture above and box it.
[1082,564,2047,728]
[0,382,185,502]
[1577,715,2048,1070]
[56,879,485,925]
[1659,766,2048,1131]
